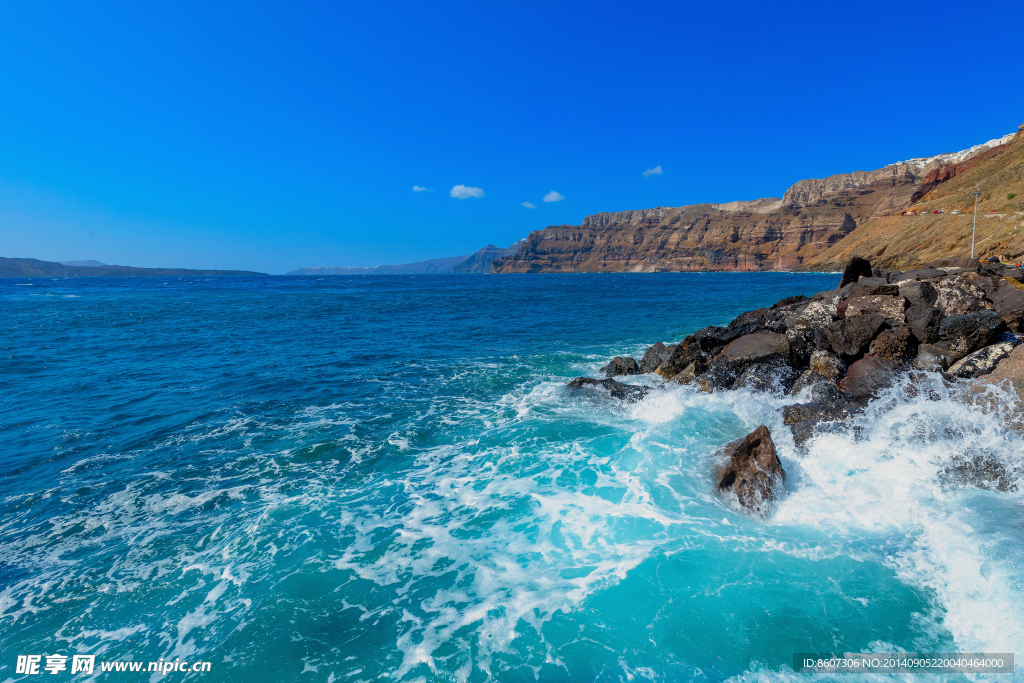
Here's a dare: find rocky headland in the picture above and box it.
[494,119,1024,273]
[568,255,1024,514]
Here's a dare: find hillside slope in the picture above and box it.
[493,119,1023,273]
[451,241,524,273]
[800,120,1024,270]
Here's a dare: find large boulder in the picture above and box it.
[666,359,706,385]
[977,344,1024,404]
[938,455,1018,492]
[839,256,873,288]
[947,340,1019,378]
[824,314,887,361]
[898,281,939,309]
[906,305,943,344]
[842,294,908,323]
[718,332,791,364]
[839,355,899,398]
[567,377,650,402]
[655,335,704,377]
[787,297,840,339]
[600,356,639,377]
[937,309,1008,355]
[971,275,1024,332]
[717,425,786,514]
[809,350,846,380]
[639,342,675,374]
[933,275,990,316]
[783,397,866,446]
[868,325,917,363]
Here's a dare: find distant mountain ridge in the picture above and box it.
[493,119,1024,273]
[451,241,525,273]
[289,241,525,275]
[0,257,264,277]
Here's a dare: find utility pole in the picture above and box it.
[971,189,980,258]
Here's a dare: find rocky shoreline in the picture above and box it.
[568,255,1024,514]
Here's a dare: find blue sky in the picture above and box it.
[1,1,1022,274]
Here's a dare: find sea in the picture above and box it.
[2,273,1022,683]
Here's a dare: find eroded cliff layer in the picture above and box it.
[494,122,1024,273]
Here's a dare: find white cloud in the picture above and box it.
[450,185,484,199]
[642,165,663,177]
[412,185,433,192]
[521,202,536,209]
[542,190,564,203]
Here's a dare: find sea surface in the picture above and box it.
[1,273,1022,683]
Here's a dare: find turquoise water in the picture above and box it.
[1,273,1022,682]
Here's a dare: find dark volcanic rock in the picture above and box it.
[947,340,1018,378]
[972,275,1024,332]
[656,335,705,377]
[567,377,650,402]
[717,425,786,514]
[808,350,846,380]
[839,355,899,398]
[890,268,947,283]
[868,325,917,363]
[938,455,1018,492]
[906,305,943,344]
[718,333,791,364]
[824,314,887,361]
[788,369,840,398]
[639,342,675,374]
[839,256,873,288]
[898,281,939,309]
[842,294,908,323]
[667,359,705,385]
[730,359,799,393]
[783,397,866,446]
[933,276,989,316]
[913,344,963,372]
[600,356,640,377]
[937,309,1008,355]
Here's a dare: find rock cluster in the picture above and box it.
[568,254,1024,512]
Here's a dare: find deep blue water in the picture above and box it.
[2,273,1022,683]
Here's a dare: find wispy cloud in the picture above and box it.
[542,190,564,203]
[642,165,663,177]
[412,185,433,192]
[451,185,484,199]
[521,202,536,209]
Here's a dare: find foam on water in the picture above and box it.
[3,274,1023,683]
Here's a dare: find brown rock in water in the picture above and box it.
[599,356,640,377]
[913,344,963,372]
[839,355,899,397]
[809,350,846,380]
[639,342,675,374]
[717,425,786,514]
[839,257,873,288]
[567,377,650,402]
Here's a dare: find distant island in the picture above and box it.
[288,241,524,275]
[0,257,265,277]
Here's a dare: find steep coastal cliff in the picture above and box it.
[494,121,1024,273]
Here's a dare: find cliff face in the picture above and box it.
[800,121,1024,271]
[494,121,1023,274]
